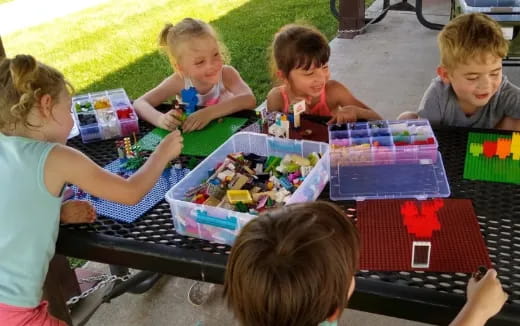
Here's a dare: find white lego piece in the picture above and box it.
[411,241,431,268]
[293,100,306,128]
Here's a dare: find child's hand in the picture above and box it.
[466,269,508,321]
[182,110,213,133]
[157,109,183,131]
[328,105,359,124]
[60,200,96,224]
[155,129,183,159]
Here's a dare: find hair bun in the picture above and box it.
[10,54,38,94]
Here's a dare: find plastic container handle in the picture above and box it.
[195,210,238,230]
[267,138,302,153]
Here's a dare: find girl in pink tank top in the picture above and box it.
[266,24,382,124]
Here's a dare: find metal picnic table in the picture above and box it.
[51,108,520,325]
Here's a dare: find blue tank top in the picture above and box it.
[0,133,62,307]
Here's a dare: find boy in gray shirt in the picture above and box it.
[399,13,520,130]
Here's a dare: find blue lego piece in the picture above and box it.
[72,159,190,223]
[278,176,294,191]
[181,86,199,115]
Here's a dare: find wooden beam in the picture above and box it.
[338,0,365,39]
[0,35,5,59]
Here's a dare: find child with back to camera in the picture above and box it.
[0,54,183,325]
[266,24,382,124]
[398,13,520,130]
[134,18,256,133]
[224,201,508,326]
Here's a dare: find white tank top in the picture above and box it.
[180,71,226,106]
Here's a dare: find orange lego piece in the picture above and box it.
[496,138,512,159]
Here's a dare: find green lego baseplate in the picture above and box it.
[138,117,248,157]
[463,132,520,184]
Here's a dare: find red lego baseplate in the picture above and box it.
[357,199,492,272]
[289,118,329,143]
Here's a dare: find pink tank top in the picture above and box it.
[280,86,331,116]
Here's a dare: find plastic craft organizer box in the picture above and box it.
[165,132,330,245]
[72,88,139,143]
[328,120,450,201]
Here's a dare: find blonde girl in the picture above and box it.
[134,18,256,132]
[267,24,382,124]
[0,54,182,325]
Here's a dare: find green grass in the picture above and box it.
[5,0,340,102]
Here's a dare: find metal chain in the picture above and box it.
[337,7,390,35]
[66,272,133,306]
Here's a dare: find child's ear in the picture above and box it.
[174,63,184,76]
[436,66,451,84]
[38,94,53,119]
[276,70,287,82]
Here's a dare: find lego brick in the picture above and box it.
[356,199,492,272]
[464,132,520,184]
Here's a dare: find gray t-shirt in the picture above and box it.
[417,76,520,128]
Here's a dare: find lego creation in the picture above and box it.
[137,117,248,156]
[243,110,329,142]
[357,199,492,272]
[73,160,190,223]
[72,88,139,143]
[464,132,520,184]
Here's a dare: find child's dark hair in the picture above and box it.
[224,201,359,326]
[271,24,330,79]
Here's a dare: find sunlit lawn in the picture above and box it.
[4,0,342,101]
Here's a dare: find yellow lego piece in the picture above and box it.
[226,190,253,204]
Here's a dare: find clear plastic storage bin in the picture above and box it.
[328,120,450,201]
[72,88,139,143]
[165,132,330,245]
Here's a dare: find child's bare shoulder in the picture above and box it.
[266,86,284,111]
[326,79,350,93]
[221,65,242,83]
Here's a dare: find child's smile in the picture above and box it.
[439,54,502,114]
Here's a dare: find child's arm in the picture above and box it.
[328,80,382,123]
[134,75,185,130]
[182,66,256,132]
[449,269,508,326]
[45,131,183,205]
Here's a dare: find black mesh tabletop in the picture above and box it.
[57,122,520,325]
